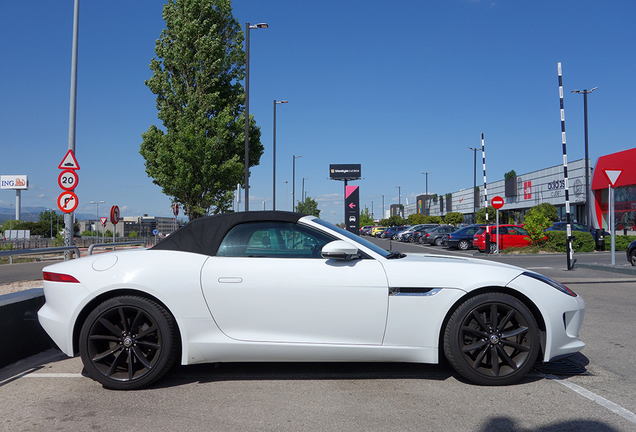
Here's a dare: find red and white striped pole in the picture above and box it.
[481,133,491,253]
[558,62,574,270]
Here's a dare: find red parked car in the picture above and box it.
[473,225,533,253]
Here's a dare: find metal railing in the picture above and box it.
[0,246,81,264]
[87,241,146,255]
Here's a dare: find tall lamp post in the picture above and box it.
[273,100,288,210]
[244,22,268,211]
[292,155,301,211]
[421,172,431,216]
[468,147,479,222]
[396,186,402,217]
[571,87,598,229]
[90,200,105,242]
[46,209,53,239]
[283,181,288,211]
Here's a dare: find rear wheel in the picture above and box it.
[79,296,178,390]
[458,240,470,250]
[443,293,539,385]
[434,237,443,246]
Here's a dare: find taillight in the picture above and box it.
[43,272,80,283]
[425,233,430,237]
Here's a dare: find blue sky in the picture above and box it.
[1,0,635,225]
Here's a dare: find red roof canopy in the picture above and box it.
[591,147,636,190]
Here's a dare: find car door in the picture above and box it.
[200,221,389,345]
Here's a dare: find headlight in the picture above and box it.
[522,272,577,297]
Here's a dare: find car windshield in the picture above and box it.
[310,218,394,258]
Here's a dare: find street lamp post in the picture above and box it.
[571,87,598,229]
[244,22,268,212]
[90,200,105,243]
[283,181,288,211]
[468,147,479,222]
[46,209,53,239]
[396,186,402,217]
[273,100,288,210]
[292,155,301,211]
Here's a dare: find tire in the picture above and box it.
[434,237,442,246]
[418,237,425,245]
[458,240,470,250]
[489,243,498,254]
[443,293,539,386]
[630,250,636,266]
[392,235,398,240]
[79,296,178,390]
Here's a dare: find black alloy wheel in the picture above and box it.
[457,239,470,250]
[443,293,539,386]
[79,296,178,390]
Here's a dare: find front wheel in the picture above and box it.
[79,296,178,390]
[630,250,636,266]
[443,293,539,386]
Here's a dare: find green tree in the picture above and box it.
[129,231,139,238]
[407,214,428,225]
[296,197,321,217]
[140,0,263,219]
[476,206,497,224]
[522,203,559,244]
[359,207,374,227]
[444,212,464,226]
[379,215,407,227]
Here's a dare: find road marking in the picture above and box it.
[548,375,636,425]
[23,373,83,378]
[526,267,553,270]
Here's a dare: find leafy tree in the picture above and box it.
[476,206,497,224]
[296,197,321,217]
[407,214,428,225]
[129,231,139,238]
[444,212,464,226]
[379,215,407,227]
[140,0,263,219]
[359,207,374,227]
[522,203,559,244]
[532,203,559,223]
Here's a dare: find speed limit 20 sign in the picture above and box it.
[58,170,79,191]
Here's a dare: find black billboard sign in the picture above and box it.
[330,164,361,180]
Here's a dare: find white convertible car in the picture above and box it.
[38,211,585,390]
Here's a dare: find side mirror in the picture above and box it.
[321,240,360,260]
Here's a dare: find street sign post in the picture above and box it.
[604,170,622,265]
[491,196,504,253]
[110,206,120,244]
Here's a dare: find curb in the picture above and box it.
[0,289,54,370]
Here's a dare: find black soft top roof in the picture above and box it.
[152,211,306,256]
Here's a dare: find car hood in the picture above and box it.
[379,253,525,292]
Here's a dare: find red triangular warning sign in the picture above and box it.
[58,150,80,170]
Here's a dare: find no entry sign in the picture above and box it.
[491,196,504,210]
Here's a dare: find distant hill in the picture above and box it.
[0,206,94,223]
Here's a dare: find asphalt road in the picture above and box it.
[1,240,635,431]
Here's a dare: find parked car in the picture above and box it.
[38,210,585,389]
[395,224,426,242]
[371,226,386,237]
[420,225,458,246]
[546,222,596,239]
[382,226,409,240]
[360,225,374,236]
[444,224,486,250]
[627,239,636,266]
[473,225,533,253]
[408,224,440,243]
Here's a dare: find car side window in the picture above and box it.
[217,222,336,258]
